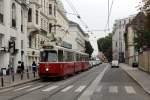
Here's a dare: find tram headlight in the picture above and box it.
[46,68,49,71]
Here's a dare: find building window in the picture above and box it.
[49,23,52,33]
[29,35,32,48]
[116,42,117,47]
[49,4,52,15]
[21,10,24,32]
[28,8,32,22]
[0,0,4,24]
[12,3,16,28]
[54,5,56,16]
[0,34,3,48]
[41,18,42,27]
[21,40,23,50]
[44,0,45,13]
[36,10,38,24]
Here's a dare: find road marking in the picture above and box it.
[42,86,58,92]
[26,85,44,92]
[78,65,109,100]
[75,86,86,92]
[95,86,102,93]
[125,86,136,94]
[109,86,118,93]
[61,85,74,92]
[14,85,32,91]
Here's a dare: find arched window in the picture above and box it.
[12,3,16,28]
[0,0,4,23]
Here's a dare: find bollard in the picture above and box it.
[21,72,23,80]
[1,76,4,87]
[27,69,29,79]
[33,71,35,78]
[12,74,14,82]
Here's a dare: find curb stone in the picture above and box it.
[0,78,39,90]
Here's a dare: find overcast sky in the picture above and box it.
[61,0,141,55]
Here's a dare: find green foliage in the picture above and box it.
[134,29,150,51]
[85,41,94,58]
[97,33,112,61]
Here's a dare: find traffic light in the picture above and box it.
[9,41,15,54]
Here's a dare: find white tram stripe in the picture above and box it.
[125,86,136,94]
[95,86,102,93]
[75,86,86,92]
[109,86,118,93]
[61,85,74,92]
[26,85,44,92]
[14,85,32,91]
[42,86,58,92]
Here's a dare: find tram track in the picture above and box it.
[41,65,105,100]
[6,64,104,100]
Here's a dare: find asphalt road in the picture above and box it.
[91,65,150,100]
[0,64,149,100]
[0,64,106,100]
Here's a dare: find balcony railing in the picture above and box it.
[0,13,4,24]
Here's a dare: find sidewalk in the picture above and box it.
[121,63,150,94]
[0,71,39,89]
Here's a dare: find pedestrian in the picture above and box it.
[21,62,24,73]
[32,61,37,72]
[17,61,21,74]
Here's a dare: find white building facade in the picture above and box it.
[69,21,87,52]
[27,0,57,67]
[0,0,89,71]
[0,0,28,71]
[112,15,135,62]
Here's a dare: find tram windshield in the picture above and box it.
[40,51,58,62]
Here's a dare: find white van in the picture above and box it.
[111,60,119,68]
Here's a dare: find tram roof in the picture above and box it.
[42,45,89,56]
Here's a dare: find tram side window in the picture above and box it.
[76,54,80,61]
[64,51,73,62]
[58,50,63,62]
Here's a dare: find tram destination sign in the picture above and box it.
[43,45,54,49]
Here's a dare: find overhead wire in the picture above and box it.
[105,0,115,32]
[64,0,91,33]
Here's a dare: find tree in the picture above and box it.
[97,33,112,62]
[126,12,150,51]
[142,0,150,9]
[85,41,94,58]
[134,29,150,51]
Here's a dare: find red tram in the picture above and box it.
[38,45,90,79]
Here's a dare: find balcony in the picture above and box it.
[30,0,41,7]
[21,0,29,5]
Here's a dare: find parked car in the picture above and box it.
[132,62,138,67]
[111,60,119,68]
